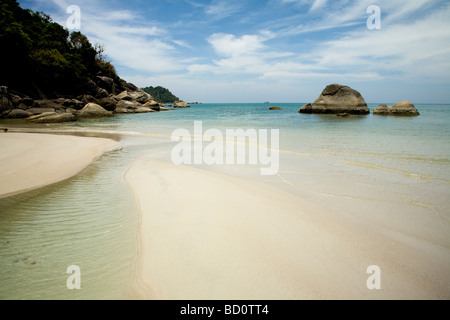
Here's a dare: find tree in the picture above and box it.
[0,0,120,98]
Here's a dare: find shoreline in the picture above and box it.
[0,132,119,198]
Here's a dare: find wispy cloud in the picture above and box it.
[204,0,242,20]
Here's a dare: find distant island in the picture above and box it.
[141,86,179,104]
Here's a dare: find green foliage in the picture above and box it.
[142,86,179,103]
[0,0,119,98]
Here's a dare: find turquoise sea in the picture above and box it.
[0,103,449,299]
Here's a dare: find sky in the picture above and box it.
[17,0,450,103]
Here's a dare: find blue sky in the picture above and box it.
[18,0,450,103]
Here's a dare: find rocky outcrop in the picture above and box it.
[142,100,161,111]
[77,103,113,118]
[27,108,57,115]
[95,76,116,95]
[114,100,155,114]
[299,84,370,115]
[97,97,118,111]
[269,106,283,110]
[116,91,133,101]
[1,86,15,114]
[28,112,76,124]
[8,109,31,118]
[78,94,99,105]
[174,100,190,108]
[0,79,188,121]
[373,101,420,116]
[129,90,153,104]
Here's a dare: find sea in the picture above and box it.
[0,103,449,299]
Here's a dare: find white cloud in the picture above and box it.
[204,0,242,20]
[310,0,327,12]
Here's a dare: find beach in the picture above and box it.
[0,104,449,300]
[0,132,118,198]
[126,157,450,300]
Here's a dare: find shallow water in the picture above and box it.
[0,103,449,299]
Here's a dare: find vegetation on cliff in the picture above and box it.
[0,0,118,98]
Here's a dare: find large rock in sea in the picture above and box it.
[77,103,113,118]
[299,84,370,115]
[174,100,190,108]
[373,101,420,116]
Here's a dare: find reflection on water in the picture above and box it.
[0,146,141,300]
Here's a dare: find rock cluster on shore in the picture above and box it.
[0,78,191,123]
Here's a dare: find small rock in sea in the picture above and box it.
[373,101,420,116]
[337,113,350,118]
[269,106,284,110]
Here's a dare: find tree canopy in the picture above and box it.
[0,0,118,98]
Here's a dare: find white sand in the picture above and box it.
[0,132,118,198]
[126,158,450,300]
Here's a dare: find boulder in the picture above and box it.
[135,107,157,113]
[174,100,190,108]
[114,100,154,114]
[27,112,57,121]
[298,103,312,113]
[143,100,161,111]
[373,101,420,116]
[129,90,152,104]
[115,100,140,113]
[95,76,116,95]
[336,113,350,118]
[32,100,63,110]
[95,88,109,99]
[18,103,28,110]
[116,91,133,101]
[19,97,34,106]
[97,97,118,111]
[65,108,77,115]
[0,87,14,112]
[62,99,85,110]
[78,95,99,105]
[10,94,22,106]
[299,84,370,115]
[28,112,76,124]
[77,103,113,118]
[269,106,283,110]
[118,81,138,93]
[8,109,31,119]
[27,108,56,115]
